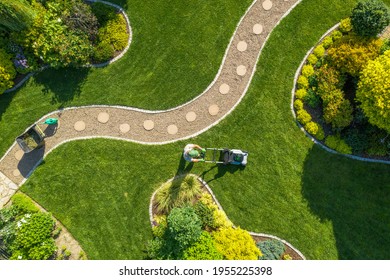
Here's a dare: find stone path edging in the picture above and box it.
[149,174,306,260]
[290,23,390,166]
[4,0,132,94]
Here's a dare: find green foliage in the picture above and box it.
[90,1,117,25]
[297,75,309,89]
[167,207,202,250]
[351,0,390,37]
[213,227,261,260]
[283,254,293,260]
[302,64,314,77]
[316,125,325,140]
[194,201,215,229]
[97,13,128,51]
[304,88,321,108]
[0,48,16,94]
[344,128,370,153]
[313,44,325,58]
[380,39,390,54]
[339,17,353,34]
[93,40,114,62]
[305,121,319,135]
[331,30,343,41]
[257,239,285,260]
[367,144,388,156]
[196,193,232,229]
[11,193,39,215]
[327,34,383,76]
[316,64,345,96]
[322,36,334,49]
[10,212,56,260]
[0,0,36,32]
[294,99,304,110]
[296,109,312,125]
[356,50,390,133]
[325,135,353,154]
[295,88,307,99]
[322,90,353,129]
[183,231,223,260]
[307,53,318,65]
[154,175,202,214]
[152,215,167,238]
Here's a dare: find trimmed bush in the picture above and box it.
[257,239,285,260]
[295,88,307,99]
[356,50,390,133]
[97,14,128,51]
[213,227,261,260]
[304,88,321,108]
[11,193,39,215]
[183,231,223,260]
[316,64,345,96]
[322,36,334,49]
[0,48,16,94]
[322,90,353,129]
[313,44,325,58]
[294,99,304,110]
[305,121,319,135]
[351,0,390,37]
[316,126,325,140]
[325,135,353,154]
[339,17,353,34]
[93,40,114,62]
[331,30,343,41]
[91,1,117,25]
[297,75,309,89]
[307,53,318,65]
[296,109,312,125]
[301,64,314,77]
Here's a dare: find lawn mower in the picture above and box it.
[201,148,248,166]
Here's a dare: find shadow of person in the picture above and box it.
[17,145,45,178]
[175,152,194,177]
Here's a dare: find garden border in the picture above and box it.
[290,23,390,165]
[149,173,306,260]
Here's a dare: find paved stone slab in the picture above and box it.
[237,41,248,52]
[262,0,273,10]
[9,183,18,190]
[15,150,24,160]
[186,111,197,122]
[119,123,130,133]
[236,65,247,76]
[209,105,219,116]
[253,24,263,34]
[12,169,21,177]
[167,124,178,135]
[74,121,86,131]
[219,83,230,95]
[97,112,110,124]
[143,120,154,131]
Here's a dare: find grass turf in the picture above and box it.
[16,0,390,259]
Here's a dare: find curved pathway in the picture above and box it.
[0,0,300,206]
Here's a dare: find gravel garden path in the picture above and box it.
[0,0,300,206]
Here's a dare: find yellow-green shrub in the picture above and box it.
[305,121,319,135]
[296,109,312,125]
[307,54,318,65]
[322,90,353,129]
[97,13,128,51]
[331,30,343,41]
[213,227,261,260]
[301,64,314,77]
[313,44,325,58]
[295,88,307,99]
[0,48,16,94]
[339,17,352,34]
[316,126,325,140]
[356,50,390,133]
[325,135,352,154]
[212,209,233,229]
[327,35,383,76]
[294,99,304,110]
[322,36,334,49]
[297,75,309,89]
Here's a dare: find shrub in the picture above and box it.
[316,64,345,96]
[194,201,215,229]
[257,239,285,260]
[212,209,233,229]
[325,135,353,154]
[11,193,39,215]
[301,64,314,77]
[344,128,370,153]
[93,40,114,62]
[305,121,319,135]
[367,144,388,156]
[307,54,318,65]
[283,254,293,260]
[304,88,321,108]
[154,175,202,214]
[10,212,56,260]
[294,99,304,110]
[183,231,223,260]
[380,39,390,54]
[213,227,261,260]
[167,207,202,250]
[313,44,325,58]
[331,30,343,41]
[356,50,390,133]
[152,215,167,238]
[297,75,309,89]
[295,88,307,99]
[296,109,312,125]
[327,34,383,76]
[97,14,128,51]
[323,93,353,129]
[316,126,325,140]
[91,1,117,25]
[322,36,334,49]
[0,48,16,94]
[339,18,353,34]
[351,0,390,37]
[0,0,36,32]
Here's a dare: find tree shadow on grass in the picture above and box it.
[301,145,390,259]
[33,67,90,107]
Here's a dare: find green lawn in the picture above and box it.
[14,0,390,260]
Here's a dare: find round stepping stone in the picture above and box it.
[15,150,24,160]
[236,65,247,76]
[97,112,109,124]
[208,105,219,116]
[253,24,263,35]
[262,0,273,10]
[186,111,197,122]
[237,41,248,52]
[143,120,154,131]
[74,121,86,131]
[167,125,178,135]
[119,123,130,134]
[12,169,21,177]
[219,83,230,95]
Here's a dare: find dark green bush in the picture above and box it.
[257,239,285,260]
[194,201,215,229]
[344,128,370,154]
[93,40,114,62]
[351,0,390,37]
[325,135,353,154]
[304,88,321,108]
[91,1,117,25]
[183,231,223,260]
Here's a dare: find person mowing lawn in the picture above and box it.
[183,144,206,162]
